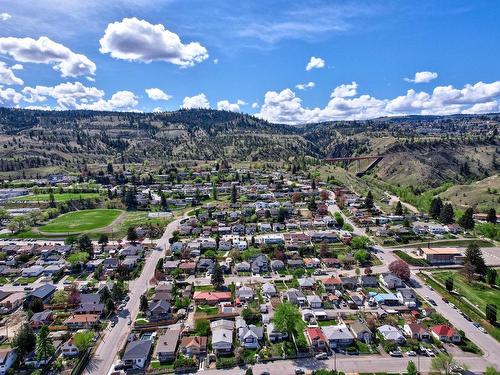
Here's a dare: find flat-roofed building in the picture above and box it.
[416,247,463,265]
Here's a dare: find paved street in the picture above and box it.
[202,354,489,374]
[83,217,184,375]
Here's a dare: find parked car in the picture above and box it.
[407,351,417,356]
[389,350,403,357]
[295,369,305,374]
[428,299,437,306]
[315,353,328,360]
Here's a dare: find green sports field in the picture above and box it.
[39,209,122,233]
[13,192,101,202]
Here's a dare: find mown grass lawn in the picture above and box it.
[13,192,101,202]
[432,270,500,313]
[39,209,122,233]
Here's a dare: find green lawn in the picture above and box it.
[39,209,122,233]
[13,192,101,202]
[15,276,39,284]
[432,270,500,313]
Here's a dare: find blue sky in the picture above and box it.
[0,0,499,123]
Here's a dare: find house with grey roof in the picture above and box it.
[122,340,153,369]
[155,329,180,362]
[261,282,277,297]
[322,324,355,349]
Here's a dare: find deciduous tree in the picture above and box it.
[388,259,410,281]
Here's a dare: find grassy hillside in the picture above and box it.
[439,175,500,212]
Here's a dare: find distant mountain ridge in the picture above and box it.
[0,107,498,188]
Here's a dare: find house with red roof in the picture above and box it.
[431,325,461,343]
[305,327,327,351]
[193,291,231,305]
[322,277,343,293]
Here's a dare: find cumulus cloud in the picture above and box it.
[306,56,325,71]
[330,81,358,98]
[404,71,438,83]
[217,99,245,112]
[11,64,23,70]
[0,87,23,106]
[0,62,24,85]
[295,81,315,90]
[152,107,163,113]
[182,93,210,109]
[213,58,219,64]
[256,80,500,124]
[145,88,172,101]
[251,102,259,109]
[20,81,138,111]
[99,17,208,67]
[0,13,11,21]
[0,36,96,78]
[78,90,138,111]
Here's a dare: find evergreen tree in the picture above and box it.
[48,192,56,208]
[486,208,497,223]
[429,197,443,219]
[486,304,497,324]
[12,323,36,360]
[98,234,109,249]
[445,277,454,292]
[311,179,316,190]
[486,268,497,286]
[406,361,417,375]
[36,325,55,361]
[458,207,474,230]
[365,191,374,210]
[465,242,487,276]
[307,196,317,212]
[394,201,403,216]
[127,226,138,243]
[139,294,149,312]
[211,262,225,290]
[231,184,238,204]
[160,192,168,210]
[439,203,454,224]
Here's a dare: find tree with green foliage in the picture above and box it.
[486,208,497,223]
[27,297,44,313]
[49,192,56,208]
[211,262,225,290]
[429,196,443,219]
[105,298,115,315]
[98,234,109,249]
[439,203,454,224]
[354,249,369,264]
[195,319,210,336]
[73,330,94,352]
[99,286,112,303]
[334,212,344,227]
[127,226,138,243]
[486,267,497,286]
[273,302,304,351]
[124,188,138,210]
[406,360,417,375]
[78,234,93,256]
[64,235,78,246]
[365,191,374,210]
[139,294,149,312]
[350,236,370,249]
[245,368,254,375]
[465,242,487,276]
[204,250,217,259]
[212,183,218,200]
[394,201,403,216]
[307,196,317,212]
[486,304,497,324]
[458,207,475,230]
[231,184,238,204]
[11,323,36,360]
[36,325,55,361]
[67,251,89,266]
[485,366,500,375]
[431,353,457,375]
[445,277,454,292]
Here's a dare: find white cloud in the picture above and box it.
[213,58,219,64]
[295,81,315,90]
[0,36,96,78]
[306,56,325,71]
[0,13,11,21]
[0,62,24,85]
[251,102,259,109]
[99,17,208,67]
[330,81,357,98]
[0,87,23,106]
[11,64,23,70]
[152,107,163,113]
[217,99,244,112]
[79,90,138,111]
[182,93,210,109]
[404,71,438,83]
[256,80,500,124]
[20,81,139,112]
[145,88,172,101]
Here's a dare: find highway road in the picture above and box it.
[83,217,184,375]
